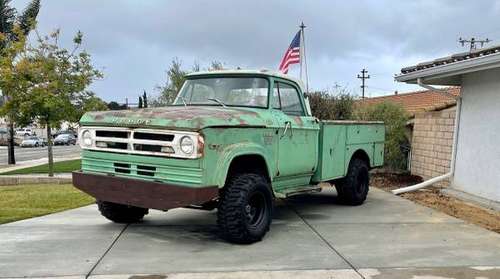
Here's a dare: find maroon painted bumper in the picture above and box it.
[72,171,219,210]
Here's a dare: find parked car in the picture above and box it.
[15,128,35,137]
[0,128,8,146]
[20,136,45,147]
[53,129,77,139]
[54,134,77,145]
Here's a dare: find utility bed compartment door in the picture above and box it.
[314,123,347,182]
[345,124,384,145]
[313,122,385,183]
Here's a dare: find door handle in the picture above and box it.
[281,121,292,139]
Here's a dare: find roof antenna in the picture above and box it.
[458,37,491,51]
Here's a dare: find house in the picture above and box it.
[395,44,500,203]
[358,88,460,187]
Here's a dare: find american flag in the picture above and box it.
[278,31,301,74]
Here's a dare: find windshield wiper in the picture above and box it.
[207,98,227,108]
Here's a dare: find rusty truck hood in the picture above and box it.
[79,106,272,131]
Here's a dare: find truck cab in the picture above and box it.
[73,70,384,243]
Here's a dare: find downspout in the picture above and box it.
[392,78,462,195]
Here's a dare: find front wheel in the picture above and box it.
[335,158,369,206]
[217,173,273,244]
[97,200,149,223]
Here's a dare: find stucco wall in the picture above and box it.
[453,68,500,201]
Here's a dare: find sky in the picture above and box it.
[11,0,500,102]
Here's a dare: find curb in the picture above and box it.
[0,175,72,186]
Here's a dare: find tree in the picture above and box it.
[0,0,41,165]
[152,59,224,107]
[308,89,355,120]
[153,58,187,106]
[68,92,108,125]
[209,60,224,71]
[142,90,148,108]
[107,101,127,110]
[138,96,143,108]
[17,0,40,35]
[0,28,102,176]
[355,102,409,170]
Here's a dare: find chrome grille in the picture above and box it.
[79,127,202,159]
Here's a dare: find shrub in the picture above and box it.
[308,91,354,120]
[355,102,410,170]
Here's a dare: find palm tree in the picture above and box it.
[0,0,41,164]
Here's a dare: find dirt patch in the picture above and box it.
[371,172,500,233]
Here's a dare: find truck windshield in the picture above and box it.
[174,77,269,108]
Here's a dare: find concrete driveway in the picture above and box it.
[1,188,500,279]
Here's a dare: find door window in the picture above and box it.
[273,82,304,116]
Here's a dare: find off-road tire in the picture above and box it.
[335,158,369,206]
[217,173,273,244]
[97,200,149,223]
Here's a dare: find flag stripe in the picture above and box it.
[278,31,301,74]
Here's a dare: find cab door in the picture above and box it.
[271,80,319,178]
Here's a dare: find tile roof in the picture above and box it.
[400,45,500,75]
[356,87,460,116]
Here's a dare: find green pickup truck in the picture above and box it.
[73,70,384,243]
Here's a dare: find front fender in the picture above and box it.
[211,142,274,188]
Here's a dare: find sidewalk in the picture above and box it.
[0,156,80,174]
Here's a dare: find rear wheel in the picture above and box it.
[217,173,273,244]
[335,158,369,205]
[97,200,148,223]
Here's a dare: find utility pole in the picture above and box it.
[357,68,370,99]
[459,37,491,51]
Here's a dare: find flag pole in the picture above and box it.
[300,22,309,93]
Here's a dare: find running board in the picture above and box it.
[275,185,322,198]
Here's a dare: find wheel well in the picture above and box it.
[351,149,370,169]
[226,155,270,182]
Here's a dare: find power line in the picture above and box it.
[357,68,370,99]
[458,37,491,51]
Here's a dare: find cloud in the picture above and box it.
[12,0,500,100]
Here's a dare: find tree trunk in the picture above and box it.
[46,124,54,177]
[8,121,15,165]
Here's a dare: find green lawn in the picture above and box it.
[1,159,81,175]
[0,184,94,224]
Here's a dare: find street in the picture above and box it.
[0,145,80,165]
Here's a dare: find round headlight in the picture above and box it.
[81,130,92,147]
[179,136,194,154]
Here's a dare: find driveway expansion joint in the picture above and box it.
[286,202,366,279]
[86,224,129,279]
